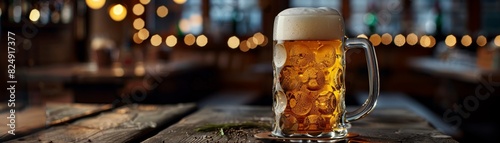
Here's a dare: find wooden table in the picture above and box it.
[1,103,459,143]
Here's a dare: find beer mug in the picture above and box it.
[272,7,379,138]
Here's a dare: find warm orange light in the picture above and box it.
[420,35,431,48]
[140,0,150,5]
[132,4,145,16]
[156,6,168,18]
[132,32,143,44]
[29,9,40,22]
[138,28,150,40]
[429,36,436,48]
[109,4,127,22]
[196,35,208,47]
[133,18,145,30]
[477,35,487,47]
[184,34,196,46]
[461,35,472,47]
[253,32,265,45]
[150,34,162,46]
[227,36,240,49]
[494,35,500,47]
[445,35,456,47]
[406,33,418,46]
[240,40,249,52]
[247,37,257,49]
[369,34,381,46]
[179,19,190,33]
[381,33,392,45]
[165,35,177,47]
[173,0,187,4]
[394,34,405,47]
[86,0,106,10]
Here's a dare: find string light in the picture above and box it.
[150,34,162,46]
[381,33,392,45]
[184,34,196,46]
[369,34,381,46]
[461,35,472,47]
[196,35,208,47]
[227,36,240,49]
[445,35,456,47]
[165,35,177,47]
[477,35,487,47]
[156,6,168,18]
[406,33,418,46]
[109,4,127,22]
[86,0,106,10]
[394,34,405,47]
[133,4,145,16]
[29,9,41,22]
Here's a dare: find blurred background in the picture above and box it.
[1,0,500,142]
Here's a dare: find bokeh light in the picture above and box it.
[420,35,431,48]
[133,32,143,44]
[369,34,381,46]
[109,4,127,22]
[29,9,40,22]
[86,0,106,10]
[477,35,487,47]
[196,35,208,47]
[150,34,162,46]
[228,36,240,49]
[184,34,196,46]
[132,4,145,16]
[140,0,150,5]
[394,34,405,47]
[445,35,456,47]
[173,0,187,4]
[240,40,250,52]
[253,32,265,45]
[406,33,418,46]
[156,6,168,18]
[138,28,150,40]
[461,35,472,47]
[381,33,392,45]
[165,35,177,47]
[133,18,145,30]
[494,35,500,47]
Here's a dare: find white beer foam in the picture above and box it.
[274,7,344,40]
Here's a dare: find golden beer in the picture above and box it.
[272,7,379,139]
[273,39,346,137]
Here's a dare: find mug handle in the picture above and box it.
[344,38,380,122]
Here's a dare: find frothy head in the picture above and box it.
[273,7,344,41]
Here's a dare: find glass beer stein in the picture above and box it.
[272,7,380,139]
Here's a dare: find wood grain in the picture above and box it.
[143,106,459,143]
[0,103,111,142]
[5,103,196,143]
[142,105,273,143]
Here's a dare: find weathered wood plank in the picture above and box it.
[46,103,113,125]
[142,106,273,143]
[5,103,196,143]
[0,103,111,142]
[143,106,458,143]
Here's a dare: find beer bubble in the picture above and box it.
[315,44,336,67]
[304,67,325,91]
[280,67,302,90]
[304,114,326,132]
[280,114,298,134]
[291,91,313,116]
[288,43,314,68]
[274,44,287,68]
